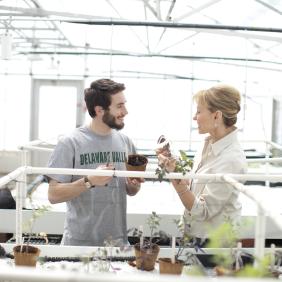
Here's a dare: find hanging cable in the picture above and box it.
[109,24,114,79]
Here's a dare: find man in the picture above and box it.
[47,78,142,246]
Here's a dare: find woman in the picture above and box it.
[158,84,247,240]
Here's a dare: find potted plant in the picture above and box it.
[128,211,167,271]
[208,224,282,278]
[125,154,148,172]
[204,219,256,276]
[158,215,205,275]
[234,246,282,278]
[235,256,278,278]
[13,204,50,267]
[91,237,124,273]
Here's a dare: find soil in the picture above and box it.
[127,155,147,166]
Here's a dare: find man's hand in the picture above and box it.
[126,177,144,196]
[88,164,114,186]
[127,177,144,186]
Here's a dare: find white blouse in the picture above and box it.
[185,128,247,239]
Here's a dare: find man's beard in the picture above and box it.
[102,110,124,130]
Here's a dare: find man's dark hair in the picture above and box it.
[84,79,125,118]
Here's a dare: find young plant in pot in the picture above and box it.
[125,154,148,175]
[155,135,193,182]
[128,211,167,271]
[235,246,282,278]
[13,204,50,267]
[158,215,205,275]
[206,219,255,276]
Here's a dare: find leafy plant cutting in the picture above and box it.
[155,135,193,182]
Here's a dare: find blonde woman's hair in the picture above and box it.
[193,84,241,127]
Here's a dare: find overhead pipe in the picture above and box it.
[17,51,265,62]
[64,20,282,33]
[16,51,282,68]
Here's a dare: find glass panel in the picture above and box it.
[38,86,77,140]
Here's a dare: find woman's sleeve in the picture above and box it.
[190,160,245,221]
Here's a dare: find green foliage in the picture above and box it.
[207,221,238,249]
[155,167,167,182]
[205,220,281,277]
[173,216,193,260]
[155,150,193,182]
[170,216,206,275]
[78,237,122,273]
[236,256,272,277]
[146,211,161,239]
[175,150,194,175]
[20,204,51,253]
[128,211,168,250]
[206,220,239,269]
[23,205,51,235]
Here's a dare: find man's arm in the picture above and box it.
[48,165,114,204]
[48,178,87,204]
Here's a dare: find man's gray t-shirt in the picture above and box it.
[47,126,136,246]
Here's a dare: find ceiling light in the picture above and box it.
[1,33,13,60]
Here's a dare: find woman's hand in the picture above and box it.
[157,153,177,172]
[171,179,190,189]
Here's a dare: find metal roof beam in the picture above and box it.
[199,28,282,43]
[156,0,161,20]
[174,0,223,21]
[0,27,56,30]
[165,0,176,21]
[104,0,148,52]
[143,0,160,20]
[63,19,282,33]
[254,0,282,15]
[0,5,121,20]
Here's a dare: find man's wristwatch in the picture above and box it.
[84,176,95,189]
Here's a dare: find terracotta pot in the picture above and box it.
[125,154,148,172]
[240,238,254,248]
[159,257,184,275]
[214,266,235,276]
[13,245,40,267]
[134,243,160,271]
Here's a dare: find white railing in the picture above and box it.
[1,166,282,261]
[18,139,54,152]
